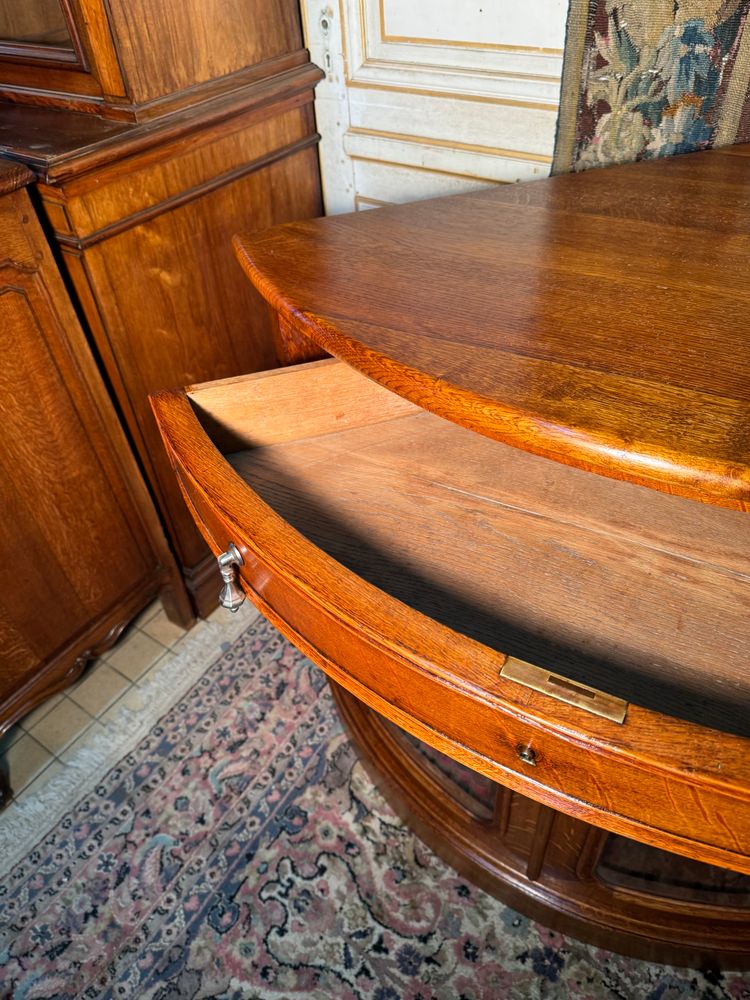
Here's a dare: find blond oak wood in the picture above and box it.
[153,147,750,963]
[150,359,750,875]
[226,408,749,732]
[67,139,322,609]
[188,357,417,451]
[234,145,750,510]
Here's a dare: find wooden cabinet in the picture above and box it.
[0,0,309,122]
[0,0,324,617]
[0,160,191,743]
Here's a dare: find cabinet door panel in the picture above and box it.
[77,147,322,575]
[0,282,151,612]
[106,0,303,103]
[0,187,169,718]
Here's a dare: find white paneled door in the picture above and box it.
[302,0,567,214]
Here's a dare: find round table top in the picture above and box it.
[235,145,750,510]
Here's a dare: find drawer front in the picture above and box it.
[156,408,750,875]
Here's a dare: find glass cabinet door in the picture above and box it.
[0,0,74,52]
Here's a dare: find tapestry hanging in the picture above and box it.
[553,1,750,172]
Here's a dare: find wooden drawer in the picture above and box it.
[152,358,750,873]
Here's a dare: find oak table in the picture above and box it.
[153,145,750,969]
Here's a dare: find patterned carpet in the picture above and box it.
[0,616,747,999]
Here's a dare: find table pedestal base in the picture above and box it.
[329,681,750,971]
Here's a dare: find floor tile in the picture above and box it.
[19,693,64,732]
[59,722,106,765]
[131,599,162,630]
[69,662,131,717]
[29,699,94,756]
[101,682,152,725]
[171,618,212,653]
[15,759,66,805]
[4,733,54,793]
[206,603,233,624]
[135,650,177,690]
[142,609,188,649]
[107,630,167,682]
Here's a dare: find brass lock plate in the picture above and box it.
[500,658,627,724]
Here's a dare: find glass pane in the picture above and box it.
[0,0,73,49]
[597,833,750,907]
[384,721,497,819]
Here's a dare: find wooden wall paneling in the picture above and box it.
[0,171,191,735]
[42,105,322,613]
[302,0,563,213]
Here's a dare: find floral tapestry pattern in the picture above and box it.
[553,0,750,171]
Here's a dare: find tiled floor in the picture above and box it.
[0,599,221,807]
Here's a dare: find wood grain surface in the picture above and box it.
[0,0,308,119]
[0,58,324,617]
[74,141,321,599]
[105,0,303,104]
[151,360,750,873]
[234,145,750,509]
[0,179,190,735]
[0,0,71,47]
[0,63,322,181]
[0,156,32,194]
[229,405,750,735]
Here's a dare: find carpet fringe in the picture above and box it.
[0,605,260,876]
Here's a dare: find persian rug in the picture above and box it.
[553,0,750,172]
[1,616,748,1000]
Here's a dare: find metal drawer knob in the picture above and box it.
[516,744,537,767]
[217,543,245,613]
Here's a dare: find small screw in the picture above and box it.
[517,744,537,766]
